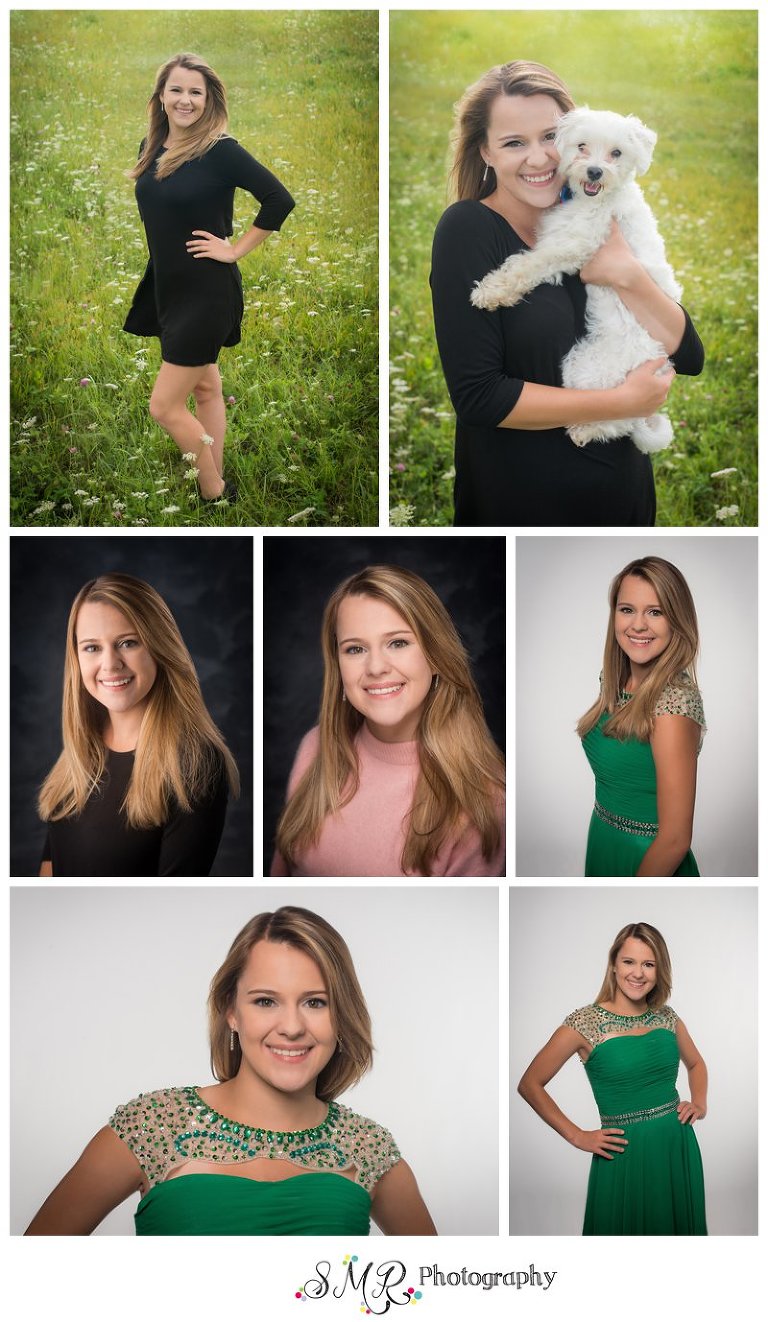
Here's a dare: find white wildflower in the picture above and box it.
[130,491,149,499]
[183,467,200,481]
[287,506,316,524]
[74,488,88,496]
[181,452,197,463]
[161,505,181,514]
[710,468,738,478]
[32,500,56,515]
[715,505,739,520]
[389,502,416,527]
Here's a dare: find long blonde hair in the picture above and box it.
[595,922,672,1009]
[38,573,239,828]
[276,565,505,875]
[127,52,229,182]
[208,908,373,1099]
[450,60,574,202]
[577,557,700,744]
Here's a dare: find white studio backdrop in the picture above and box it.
[515,535,757,877]
[11,885,499,1237]
[509,886,756,1235]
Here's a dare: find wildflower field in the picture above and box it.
[389,10,757,527]
[11,9,378,528]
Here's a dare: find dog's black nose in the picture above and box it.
[586,167,603,181]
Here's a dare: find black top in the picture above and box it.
[124,136,295,367]
[41,749,228,877]
[431,200,705,528]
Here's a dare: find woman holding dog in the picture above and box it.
[431,61,704,527]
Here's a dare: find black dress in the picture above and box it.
[41,749,228,876]
[124,137,295,367]
[430,200,705,527]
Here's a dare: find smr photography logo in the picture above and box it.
[294,1256,557,1313]
[295,1255,424,1314]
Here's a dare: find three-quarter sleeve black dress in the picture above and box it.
[430,200,705,528]
[124,136,295,367]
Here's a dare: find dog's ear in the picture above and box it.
[626,116,657,176]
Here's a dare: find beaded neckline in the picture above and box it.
[593,1003,654,1024]
[189,1087,335,1143]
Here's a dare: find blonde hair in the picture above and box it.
[38,573,239,828]
[127,52,229,182]
[208,907,373,1098]
[595,922,672,1008]
[577,557,700,743]
[276,564,505,875]
[450,60,574,201]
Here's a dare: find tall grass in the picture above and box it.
[389,10,757,527]
[11,9,378,527]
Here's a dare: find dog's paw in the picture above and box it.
[567,422,611,447]
[470,280,501,311]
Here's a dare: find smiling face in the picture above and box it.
[228,941,337,1100]
[481,93,563,213]
[336,594,434,743]
[162,64,208,132]
[613,937,657,1010]
[614,574,672,675]
[75,599,158,730]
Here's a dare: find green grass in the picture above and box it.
[389,10,757,526]
[11,9,378,527]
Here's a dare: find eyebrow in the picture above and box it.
[338,628,416,646]
[76,632,139,644]
[496,129,555,141]
[245,987,328,996]
[616,600,661,608]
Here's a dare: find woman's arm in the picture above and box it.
[636,713,700,877]
[186,224,274,264]
[675,1019,708,1123]
[39,861,53,877]
[579,222,686,353]
[157,759,229,876]
[518,1026,628,1159]
[25,1127,144,1235]
[500,357,674,430]
[370,1159,437,1235]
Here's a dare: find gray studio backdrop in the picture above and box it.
[263,534,506,871]
[516,535,757,877]
[10,536,253,877]
[509,887,756,1235]
[11,886,499,1236]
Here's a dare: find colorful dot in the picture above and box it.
[295,1292,303,1299]
[352,1255,359,1262]
[414,1292,422,1299]
[408,1288,414,1295]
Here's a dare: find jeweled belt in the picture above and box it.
[593,800,658,838]
[600,1094,679,1127]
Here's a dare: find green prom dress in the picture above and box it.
[564,1004,707,1235]
[581,679,705,877]
[109,1086,400,1235]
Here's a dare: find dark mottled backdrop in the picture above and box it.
[11,536,253,877]
[263,535,505,870]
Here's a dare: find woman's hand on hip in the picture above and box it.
[677,1099,706,1124]
[572,1127,628,1159]
[618,356,675,415]
[579,220,642,289]
[186,231,236,263]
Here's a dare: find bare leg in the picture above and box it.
[192,363,226,479]
[149,362,225,500]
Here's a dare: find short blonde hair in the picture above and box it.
[208,908,373,1099]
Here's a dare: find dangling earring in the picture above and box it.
[341,690,347,703]
[337,1037,344,1053]
[482,161,489,183]
[229,1027,236,1052]
[432,674,440,692]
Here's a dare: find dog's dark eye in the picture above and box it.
[611,149,622,159]
[577,143,586,151]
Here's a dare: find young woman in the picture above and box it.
[124,52,295,500]
[578,556,705,877]
[270,565,505,877]
[25,907,436,1236]
[430,60,704,526]
[38,572,239,876]
[518,921,707,1236]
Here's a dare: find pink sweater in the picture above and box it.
[270,723,505,878]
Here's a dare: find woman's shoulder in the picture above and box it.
[332,1101,401,1190]
[110,1084,195,1130]
[562,1004,602,1046]
[654,674,705,728]
[434,198,511,242]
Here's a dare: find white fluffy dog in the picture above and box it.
[470,107,681,452]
